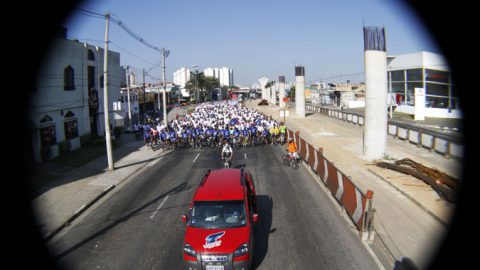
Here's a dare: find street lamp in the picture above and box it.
[191,65,198,104]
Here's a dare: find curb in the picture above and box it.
[44,184,115,241]
[43,145,170,242]
[367,168,448,227]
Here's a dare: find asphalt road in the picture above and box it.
[48,145,379,270]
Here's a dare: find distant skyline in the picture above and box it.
[63,0,440,86]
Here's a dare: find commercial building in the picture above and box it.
[387,51,460,118]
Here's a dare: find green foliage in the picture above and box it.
[187,71,221,102]
[289,85,296,98]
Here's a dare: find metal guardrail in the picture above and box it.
[305,104,463,159]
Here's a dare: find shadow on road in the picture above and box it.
[52,181,188,261]
[252,195,273,269]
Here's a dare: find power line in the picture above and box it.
[109,40,156,65]
[109,16,164,54]
[75,7,105,19]
[72,8,167,58]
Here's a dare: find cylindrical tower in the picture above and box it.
[295,66,305,118]
[363,26,387,160]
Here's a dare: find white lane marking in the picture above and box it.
[244,153,247,159]
[192,153,200,163]
[150,195,169,219]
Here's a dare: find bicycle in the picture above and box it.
[222,153,232,168]
[282,150,299,169]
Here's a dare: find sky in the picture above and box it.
[63,0,440,86]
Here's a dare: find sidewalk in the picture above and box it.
[31,134,168,240]
[246,100,461,269]
[30,107,188,241]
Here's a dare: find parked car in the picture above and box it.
[182,168,258,270]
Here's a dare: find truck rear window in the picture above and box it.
[190,200,246,229]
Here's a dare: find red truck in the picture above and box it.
[182,168,258,270]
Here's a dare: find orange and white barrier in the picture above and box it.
[285,128,374,233]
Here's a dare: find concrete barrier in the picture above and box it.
[305,104,462,159]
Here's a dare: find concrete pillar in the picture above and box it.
[271,81,277,105]
[259,77,269,101]
[363,26,387,160]
[295,66,306,118]
[279,76,286,108]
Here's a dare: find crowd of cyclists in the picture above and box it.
[135,100,288,151]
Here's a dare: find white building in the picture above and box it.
[204,66,233,86]
[387,51,460,118]
[119,84,140,128]
[29,30,123,162]
[173,67,191,88]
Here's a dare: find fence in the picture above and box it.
[305,104,463,159]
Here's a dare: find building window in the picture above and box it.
[391,70,405,81]
[40,124,56,148]
[425,69,449,84]
[426,96,449,108]
[64,66,75,90]
[406,68,423,82]
[407,82,423,95]
[426,83,449,96]
[88,50,95,61]
[64,119,78,140]
[392,82,405,93]
[64,111,78,140]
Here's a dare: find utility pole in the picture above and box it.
[125,65,132,128]
[142,68,146,124]
[103,12,114,171]
[162,48,170,126]
[157,81,161,112]
[195,70,198,103]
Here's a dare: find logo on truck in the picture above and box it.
[203,231,225,249]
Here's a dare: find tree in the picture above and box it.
[289,85,296,99]
[186,71,220,102]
